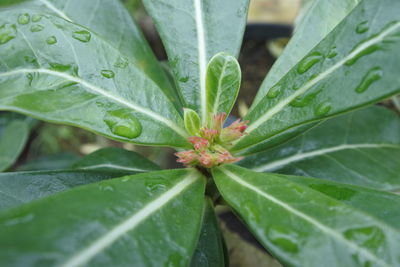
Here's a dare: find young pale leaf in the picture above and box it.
[0,169,205,266]
[0,169,128,211]
[213,165,400,267]
[206,52,241,122]
[252,0,361,107]
[0,115,30,171]
[71,147,161,172]
[240,106,400,191]
[184,108,201,136]
[0,9,189,147]
[234,0,400,154]
[142,0,249,122]
[190,198,226,267]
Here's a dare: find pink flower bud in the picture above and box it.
[199,128,219,141]
[220,119,249,143]
[188,136,209,151]
[175,150,198,166]
[211,112,227,132]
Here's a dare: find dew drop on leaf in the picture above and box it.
[31,14,42,22]
[145,179,167,194]
[297,51,323,74]
[268,225,299,253]
[0,23,16,45]
[72,30,91,42]
[114,56,129,68]
[356,21,369,34]
[101,70,115,79]
[30,24,44,32]
[355,67,382,93]
[327,47,338,58]
[46,36,57,45]
[315,101,332,116]
[49,62,79,75]
[266,85,281,99]
[98,183,115,192]
[17,13,30,25]
[179,76,189,83]
[290,90,321,108]
[103,109,142,139]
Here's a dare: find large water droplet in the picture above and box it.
[46,36,57,45]
[356,21,369,34]
[243,201,260,223]
[355,67,382,93]
[0,23,16,45]
[18,13,30,25]
[114,56,129,68]
[297,52,323,74]
[266,85,281,99]
[30,24,44,32]
[344,226,385,249]
[327,47,338,58]
[290,90,321,107]
[268,226,299,253]
[103,109,142,139]
[31,14,42,22]
[315,101,332,116]
[179,76,189,83]
[72,30,91,42]
[49,62,79,75]
[101,70,115,79]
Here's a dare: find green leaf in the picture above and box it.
[0,9,189,147]
[0,169,205,266]
[71,147,161,172]
[206,52,241,122]
[16,152,80,171]
[11,0,181,111]
[252,0,361,107]
[142,0,249,122]
[393,95,400,111]
[190,197,226,267]
[184,108,201,136]
[234,0,400,154]
[240,106,400,191]
[213,165,400,267]
[0,113,30,171]
[0,169,127,211]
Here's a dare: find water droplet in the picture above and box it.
[243,201,260,223]
[356,21,369,34]
[46,36,57,45]
[101,70,115,79]
[72,30,91,42]
[0,23,16,45]
[344,226,385,249]
[297,51,323,74]
[145,180,167,194]
[98,183,115,192]
[49,62,79,75]
[26,73,34,85]
[268,226,299,253]
[355,67,382,93]
[24,55,37,64]
[4,213,35,226]
[18,13,30,25]
[179,76,189,83]
[327,47,338,58]
[315,101,332,116]
[114,57,129,68]
[266,85,281,98]
[103,109,142,139]
[30,24,44,32]
[290,90,321,107]
[31,14,42,22]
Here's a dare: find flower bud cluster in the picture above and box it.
[175,113,249,168]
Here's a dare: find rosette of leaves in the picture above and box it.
[0,0,400,266]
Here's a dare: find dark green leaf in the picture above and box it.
[240,106,400,191]
[16,152,80,171]
[213,165,400,267]
[234,0,400,154]
[190,197,226,267]
[0,169,205,266]
[142,0,249,122]
[0,9,189,147]
[71,147,161,172]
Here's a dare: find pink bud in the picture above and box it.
[188,137,209,151]
[175,150,198,166]
[200,128,219,141]
[220,119,249,143]
[199,152,214,168]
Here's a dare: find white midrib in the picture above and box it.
[0,69,187,138]
[244,21,400,135]
[221,168,392,267]
[252,143,400,172]
[212,59,229,115]
[76,164,150,173]
[194,0,207,123]
[61,171,199,267]
[39,0,72,21]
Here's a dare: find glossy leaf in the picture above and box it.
[0,9,189,147]
[190,197,226,267]
[205,52,241,122]
[240,106,400,191]
[234,0,400,155]
[184,108,201,136]
[16,152,79,171]
[6,0,181,111]
[0,169,205,266]
[213,165,400,267]
[252,0,361,107]
[142,0,249,122]
[0,169,127,211]
[71,147,161,172]
[393,95,400,111]
[0,114,30,171]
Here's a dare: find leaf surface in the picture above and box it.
[240,107,400,191]
[0,169,205,266]
[213,165,400,267]
[235,0,400,154]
